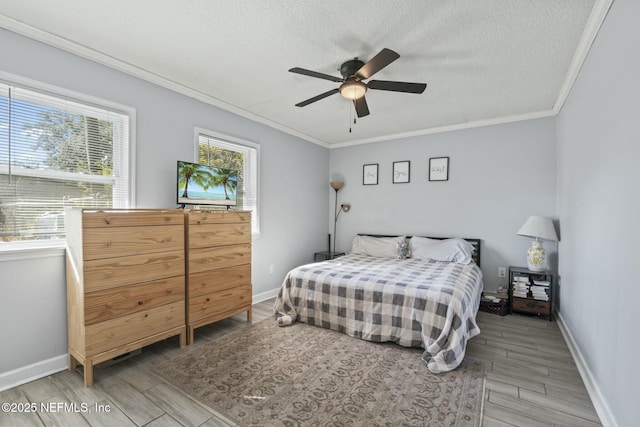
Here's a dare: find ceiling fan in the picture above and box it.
[289,48,427,118]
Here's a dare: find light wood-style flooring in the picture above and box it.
[1,299,601,426]
[470,311,601,426]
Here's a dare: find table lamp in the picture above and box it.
[516,216,558,271]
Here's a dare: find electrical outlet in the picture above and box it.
[269,264,275,274]
[498,267,506,278]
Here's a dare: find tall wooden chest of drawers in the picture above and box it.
[65,209,187,386]
[185,210,252,344]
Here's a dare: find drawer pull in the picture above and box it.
[206,298,211,302]
[137,301,144,306]
[167,289,173,294]
[144,314,149,318]
[104,217,111,225]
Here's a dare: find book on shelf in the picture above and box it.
[511,271,536,298]
[533,280,550,287]
[531,287,549,301]
[531,288,548,295]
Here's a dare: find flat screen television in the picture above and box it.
[177,160,237,207]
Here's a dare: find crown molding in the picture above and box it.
[328,109,557,149]
[553,0,614,113]
[1,1,613,150]
[0,16,329,149]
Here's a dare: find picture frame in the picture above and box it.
[363,163,379,185]
[392,161,410,184]
[429,157,449,181]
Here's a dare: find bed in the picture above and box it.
[274,235,484,373]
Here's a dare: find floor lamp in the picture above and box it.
[330,181,350,256]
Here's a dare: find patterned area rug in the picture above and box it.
[152,319,485,426]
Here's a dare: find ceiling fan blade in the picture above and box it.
[353,96,370,118]
[289,67,343,83]
[355,48,400,80]
[295,88,340,107]
[368,80,427,94]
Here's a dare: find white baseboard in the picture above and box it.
[556,311,618,427]
[253,287,280,304]
[0,354,68,392]
[0,289,281,393]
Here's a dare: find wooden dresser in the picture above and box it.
[65,209,187,386]
[185,210,252,344]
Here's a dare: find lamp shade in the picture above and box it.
[330,181,344,190]
[339,79,367,100]
[516,216,558,241]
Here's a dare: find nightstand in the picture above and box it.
[314,251,345,262]
[508,266,554,320]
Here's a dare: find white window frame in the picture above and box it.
[194,128,260,238]
[0,72,136,255]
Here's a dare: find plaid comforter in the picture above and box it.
[274,254,483,373]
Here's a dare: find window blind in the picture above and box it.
[0,81,130,242]
[198,133,260,235]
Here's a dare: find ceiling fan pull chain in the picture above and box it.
[354,102,358,126]
[349,103,353,133]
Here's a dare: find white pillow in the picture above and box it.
[408,236,440,246]
[350,235,407,258]
[409,237,474,264]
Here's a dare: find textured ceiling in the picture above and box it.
[0,0,608,147]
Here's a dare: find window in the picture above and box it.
[196,128,259,236]
[0,75,132,244]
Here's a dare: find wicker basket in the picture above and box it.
[479,297,509,316]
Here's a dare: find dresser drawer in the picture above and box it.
[187,210,251,225]
[188,264,250,297]
[82,224,184,260]
[188,222,251,248]
[188,244,251,274]
[82,210,184,228]
[84,250,185,292]
[85,301,184,356]
[188,285,251,323]
[512,298,550,315]
[84,276,185,325]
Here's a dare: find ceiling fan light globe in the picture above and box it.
[339,80,367,100]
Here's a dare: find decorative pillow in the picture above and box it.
[396,241,410,259]
[351,235,407,258]
[409,236,474,264]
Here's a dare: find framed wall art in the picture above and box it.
[392,161,410,184]
[429,157,449,181]
[363,163,379,185]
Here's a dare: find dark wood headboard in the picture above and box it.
[358,234,481,266]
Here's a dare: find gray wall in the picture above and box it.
[557,1,639,425]
[329,118,558,291]
[0,29,329,383]
[2,6,636,423]
[0,249,67,374]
